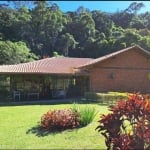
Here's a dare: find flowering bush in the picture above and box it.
[40,109,80,132]
[96,93,150,150]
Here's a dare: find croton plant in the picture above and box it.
[96,93,150,150]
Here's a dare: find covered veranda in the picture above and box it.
[9,74,89,101]
[0,57,92,101]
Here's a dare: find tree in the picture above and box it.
[111,24,125,39]
[0,1,149,60]
[127,2,145,29]
[0,40,38,64]
[7,1,34,9]
[11,6,32,42]
[138,28,150,36]
[130,16,146,29]
[140,12,150,29]
[0,6,18,40]
[111,10,133,28]
[59,33,78,56]
[111,2,144,29]
[30,1,66,57]
[124,2,145,14]
[76,6,90,16]
[0,3,31,42]
[113,28,142,48]
[139,36,150,52]
[92,10,113,37]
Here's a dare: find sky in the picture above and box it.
[0,1,150,13]
[52,1,150,13]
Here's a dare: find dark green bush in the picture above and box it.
[84,92,127,103]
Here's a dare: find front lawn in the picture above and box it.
[0,103,109,149]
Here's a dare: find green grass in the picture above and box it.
[0,103,109,149]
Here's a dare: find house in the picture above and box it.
[0,45,150,101]
[78,45,150,93]
[0,57,93,100]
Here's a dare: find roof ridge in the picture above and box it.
[78,45,150,68]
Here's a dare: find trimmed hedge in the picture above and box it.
[84,92,127,104]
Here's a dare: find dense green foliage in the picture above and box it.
[0,1,150,64]
[0,41,38,64]
[84,92,127,103]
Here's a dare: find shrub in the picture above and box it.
[79,107,97,126]
[96,93,150,150]
[40,104,97,132]
[84,92,127,103]
[72,104,97,127]
[40,108,80,132]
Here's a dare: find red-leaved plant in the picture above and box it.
[40,108,80,132]
[96,93,150,150]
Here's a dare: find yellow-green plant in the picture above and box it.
[72,103,97,127]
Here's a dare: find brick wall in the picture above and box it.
[89,48,150,93]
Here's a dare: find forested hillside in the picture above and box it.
[0,1,150,64]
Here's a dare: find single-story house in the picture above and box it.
[0,45,150,101]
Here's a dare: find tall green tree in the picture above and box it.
[30,1,66,57]
[0,40,38,64]
[111,10,133,28]
[12,6,32,41]
[0,1,150,60]
[92,10,113,37]
[0,6,18,40]
[65,10,96,56]
[59,33,78,56]
[111,2,144,29]
[124,2,145,14]
[140,12,150,29]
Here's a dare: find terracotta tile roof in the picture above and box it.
[77,45,150,68]
[0,45,149,75]
[0,57,93,75]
